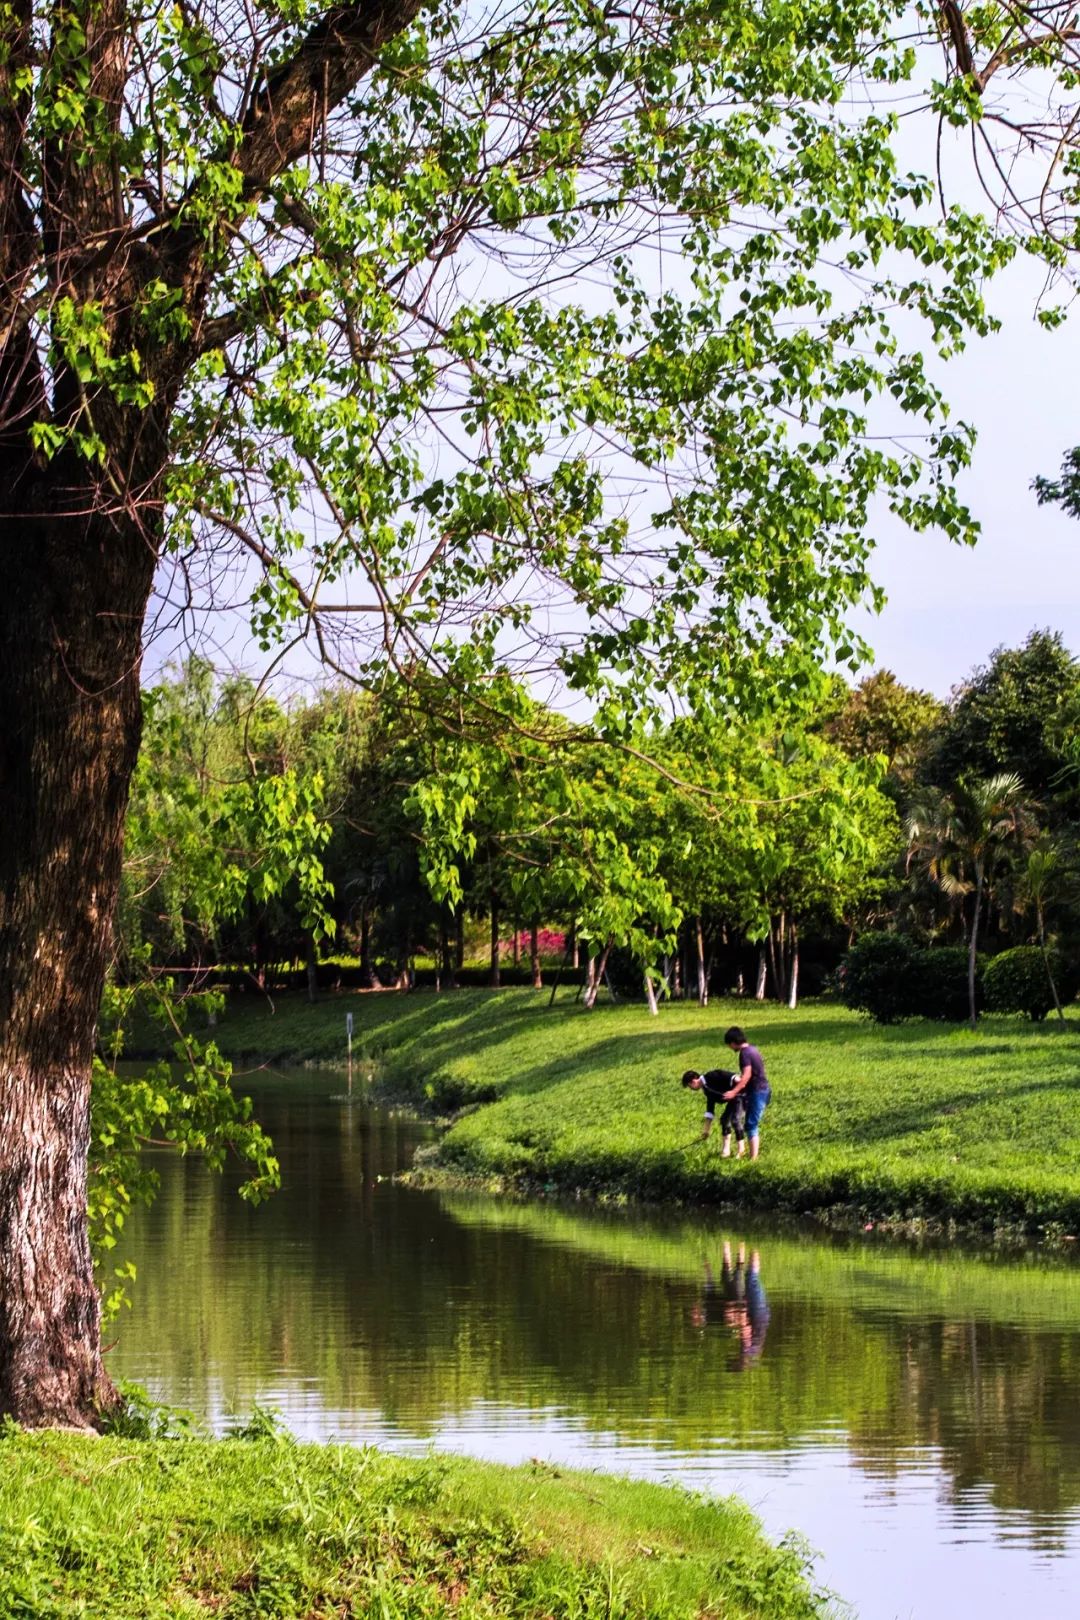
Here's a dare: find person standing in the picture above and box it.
[722,1027,770,1159]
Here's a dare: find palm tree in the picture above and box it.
[906,773,1038,1029]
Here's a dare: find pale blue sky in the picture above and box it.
[849,250,1080,696]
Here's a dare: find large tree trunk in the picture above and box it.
[0,490,156,1427]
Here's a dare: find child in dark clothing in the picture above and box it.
[681,1069,746,1158]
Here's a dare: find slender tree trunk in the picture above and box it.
[570,926,579,971]
[695,916,708,1007]
[644,968,659,1016]
[767,921,781,1002]
[1036,904,1065,1023]
[394,909,413,989]
[968,864,984,1030]
[530,918,542,988]
[583,940,613,1009]
[755,948,768,1000]
[0,493,157,1427]
[489,892,501,988]
[305,933,319,1004]
[437,912,455,989]
[511,912,520,968]
[455,908,465,972]
[786,919,799,1010]
[358,908,376,989]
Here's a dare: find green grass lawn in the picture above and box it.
[0,1431,831,1619]
[170,987,1080,1234]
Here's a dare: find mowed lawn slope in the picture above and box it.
[194,989,1080,1233]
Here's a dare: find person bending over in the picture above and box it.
[681,1069,746,1158]
[721,1027,770,1160]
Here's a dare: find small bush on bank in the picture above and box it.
[983,946,1077,1020]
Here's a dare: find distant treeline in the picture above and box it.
[119,630,1080,1017]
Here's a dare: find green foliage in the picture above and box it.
[927,632,1080,807]
[839,934,976,1023]
[909,945,974,1022]
[983,946,1078,1021]
[824,669,945,791]
[0,1434,827,1620]
[92,970,280,1319]
[838,931,918,1023]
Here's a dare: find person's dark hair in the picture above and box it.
[681,1070,701,1087]
[724,1027,746,1045]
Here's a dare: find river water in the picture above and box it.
[111,1068,1080,1620]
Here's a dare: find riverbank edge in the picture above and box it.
[1,1430,833,1620]
[393,1156,1080,1246]
[124,989,1080,1243]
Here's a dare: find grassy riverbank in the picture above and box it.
[0,1430,830,1619]
[175,987,1080,1235]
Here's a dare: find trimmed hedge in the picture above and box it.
[983,945,1078,1021]
[839,933,980,1023]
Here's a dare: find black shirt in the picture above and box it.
[701,1069,738,1116]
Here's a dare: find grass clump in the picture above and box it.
[0,1429,834,1619]
[193,988,1080,1235]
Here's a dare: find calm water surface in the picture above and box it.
[111,1069,1080,1620]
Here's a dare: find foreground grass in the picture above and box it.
[192,988,1080,1234]
[0,1431,831,1619]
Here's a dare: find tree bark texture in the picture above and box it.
[0,0,426,1427]
[0,487,155,1425]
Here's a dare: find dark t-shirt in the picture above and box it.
[701,1069,738,1116]
[736,1043,769,1096]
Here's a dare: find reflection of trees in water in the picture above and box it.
[113,1085,1080,1529]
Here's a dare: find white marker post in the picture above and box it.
[346,1011,354,1095]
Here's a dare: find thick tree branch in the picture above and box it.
[232,0,426,196]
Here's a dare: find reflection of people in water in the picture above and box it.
[690,1243,770,1369]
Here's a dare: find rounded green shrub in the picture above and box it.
[983,946,1076,1021]
[840,935,982,1023]
[839,933,917,1023]
[910,946,977,1022]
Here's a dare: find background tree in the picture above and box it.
[824,671,946,796]
[0,0,1045,1426]
[926,632,1080,808]
[906,773,1038,1028]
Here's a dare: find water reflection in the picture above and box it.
[111,1069,1080,1620]
[689,1246,771,1368]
